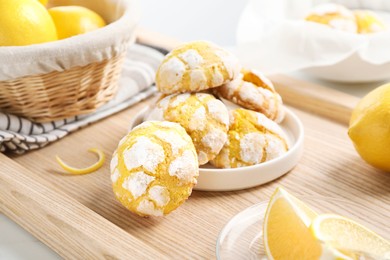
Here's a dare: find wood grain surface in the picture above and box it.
[1,34,390,259]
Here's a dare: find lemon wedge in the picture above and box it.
[263,187,351,260]
[37,0,48,6]
[56,148,105,175]
[311,214,390,259]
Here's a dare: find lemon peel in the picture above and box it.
[56,148,105,175]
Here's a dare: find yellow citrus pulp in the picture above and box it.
[311,214,390,259]
[348,84,390,172]
[263,187,353,259]
[48,6,106,40]
[0,0,57,46]
[38,0,48,6]
[56,148,105,175]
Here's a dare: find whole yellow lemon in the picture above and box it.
[0,0,57,46]
[348,84,390,172]
[48,6,106,40]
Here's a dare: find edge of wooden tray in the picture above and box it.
[0,154,164,259]
[0,29,361,258]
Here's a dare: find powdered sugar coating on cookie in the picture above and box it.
[145,93,229,165]
[158,57,186,92]
[306,3,357,33]
[148,185,170,207]
[110,153,118,173]
[210,109,289,168]
[156,41,241,94]
[137,199,163,217]
[240,133,265,164]
[202,129,228,154]
[169,150,198,183]
[122,171,155,199]
[154,130,187,156]
[111,169,120,183]
[123,136,165,174]
[354,10,387,34]
[111,121,198,217]
[215,49,241,79]
[189,106,207,131]
[179,49,204,69]
[214,69,285,123]
[207,99,230,126]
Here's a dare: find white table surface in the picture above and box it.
[0,0,384,259]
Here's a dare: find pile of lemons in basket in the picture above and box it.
[0,0,106,46]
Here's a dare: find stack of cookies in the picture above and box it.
[110,41,289,217]
[149,41,289,168]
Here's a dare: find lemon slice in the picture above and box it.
[311,214,390,259]
[56,148,105,175]
[263,187,351,260]
[38,0,48,6]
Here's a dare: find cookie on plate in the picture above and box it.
[354,10,386,34]
[146,93,229,165]
[210,108,289,169]
[110,121,198,217]
[305,3,357,33]
[213,69,285,123]
[155,41,241,94]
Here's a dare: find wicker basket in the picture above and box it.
[0,0,137,122]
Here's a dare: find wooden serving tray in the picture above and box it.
[1,31,390,259]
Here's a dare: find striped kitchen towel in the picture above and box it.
[0,44,165,154]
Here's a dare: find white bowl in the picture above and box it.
[128,107,305,191]
[236,0,390,83]
[303,52,390,83]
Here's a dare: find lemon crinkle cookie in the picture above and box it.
[110,121,199,217]
[156,41,241,94]
[146,93,229,165]
[214,69,285,123]
[211,109,289,169]
[354,10,386,34]
[305,3,357,33]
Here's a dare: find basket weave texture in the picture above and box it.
[0,0,137,123]
[0,53,126,122]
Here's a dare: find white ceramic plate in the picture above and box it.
[216,197,387,259]
[129,107,304,191]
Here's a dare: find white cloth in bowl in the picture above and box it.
[236,0,390,75]
[0,44,164,154]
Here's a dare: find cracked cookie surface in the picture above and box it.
[111,121,198,217]
[146,93,229,165]
[214,69,285,123]
[156,41,241,94]
[210,108,289,169]
[305,3,357,33]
